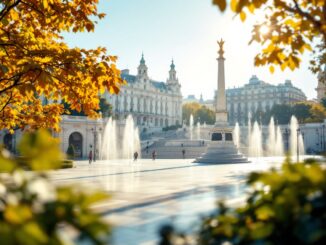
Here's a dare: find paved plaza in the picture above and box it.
[48,158,293,244]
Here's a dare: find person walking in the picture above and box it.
[152,150,156,161]
[182,149,186,159]
[88,150,93,164]
[133,151,139,161]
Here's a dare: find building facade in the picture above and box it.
[104,55,182,132]
[224,75,307,125]
[183,75,307,125]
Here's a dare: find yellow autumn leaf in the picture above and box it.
[269,65,275,74]
[240,11,246,22]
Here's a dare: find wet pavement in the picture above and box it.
[49,158,287,245]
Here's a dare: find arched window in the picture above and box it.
[3,133,13,152]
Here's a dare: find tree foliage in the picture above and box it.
[251,102,326,124]
[183,102,215,125]
[0,129,110,245]
[0,0,124,132]
[198,158,326,244]
[99,98,112,118]
[212,0,326,73]
[158,158,326,244]
[63,98,112,118]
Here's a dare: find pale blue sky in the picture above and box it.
[63,0,317,100]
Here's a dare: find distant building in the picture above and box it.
[316,66,326,101]
[104,55,182,131]
[183,95,198,104]
[221,75,307,125]
[183,94,215,111]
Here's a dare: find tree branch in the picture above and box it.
[0,0,22,22]
[288,0,326,39]
[0,92,13,113]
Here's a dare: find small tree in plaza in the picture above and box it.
[0,0,125,132]
[0,130,110,245]
[66,144,75,160]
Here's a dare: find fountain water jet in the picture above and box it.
[196,122,201,140]
[101,115,141,160]
[233,122,240,148]
[267,117,276,155]
[122,115,141,159]
[266,117,284,156]
[290,116,305,159]
[275,126,284,156]
[189,114,194,140]
[249,121,263,157]
[101,117,118,160]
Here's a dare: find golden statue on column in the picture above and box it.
[217,38,225,58]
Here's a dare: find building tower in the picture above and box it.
[137,53,148,80]
[167,59,181,92]
[167,60,178,83]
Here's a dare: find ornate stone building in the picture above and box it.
[104,55,183,131]
[218,75,306,125]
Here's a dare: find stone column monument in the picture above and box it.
[195,39,249,164]
[215,39,228,125]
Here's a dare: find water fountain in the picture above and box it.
[266,117,284,156]
[233,122,240,148]
[196,121,201,140]
[248,121,263,157]
[275,126,284,156]
[189,114,194,140]
[101,115,141,160]
[122,115,141,159]
[101,117,118,160]
[267,117,276,155]
[248,112,252,149]
[290,115,305,158]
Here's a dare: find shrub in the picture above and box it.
[61,159,74,168]
[159,158,326,244]
[198,158,326,244]
[0,130,110,245]
[66,144,75,159]
[162,125,182,131]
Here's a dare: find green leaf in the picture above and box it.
[18,129,62,171]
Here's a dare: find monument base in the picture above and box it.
[194,126,249,164]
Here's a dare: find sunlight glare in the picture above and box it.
[259,25,270,35]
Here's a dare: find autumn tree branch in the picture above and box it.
[288,0,326,39]
[0,92,13,113]
[0,0,22,21]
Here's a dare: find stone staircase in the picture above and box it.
[195,141,249,164]
[141,139,207,159]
